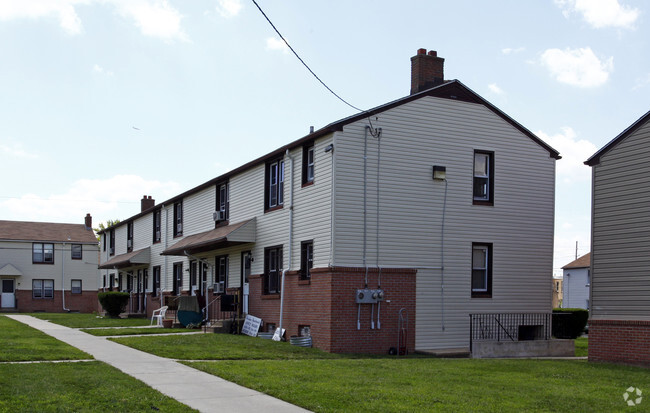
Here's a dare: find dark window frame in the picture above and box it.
[300,240,313,280]
[153,209,162,243]
[264,245,283,294]
[32,279,54,299]
[152,266,161,296]
[109,273,115,291]
[71,279,82,294]
[302,142,315,186]
[173,201,183,238]
[216,181,230,224]
[264,159,285,211]
[214,255,229,294]
[32,243,54,264]
[71,244,82,260]
[190,260,198,287]
[471,242,493,298]
[103,234,106,251]
[473,150,494,206]
[109,229,115,256]
[173,262,183,295]
[126,221,134,252]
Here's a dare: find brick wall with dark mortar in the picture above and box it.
[15,290,98,313]
[589,319,650,367]
[248,266,416,354]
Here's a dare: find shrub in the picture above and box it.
[552,308,589,339]
[98,292,130,318]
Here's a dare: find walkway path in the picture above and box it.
[8,315,309,413]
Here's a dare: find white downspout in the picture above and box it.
[62,242,70,311]
[277,148,294,340]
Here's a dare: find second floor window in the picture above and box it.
[71,244,82,260]
[173,201,183,237]
[109,229,115,255]
[127,222,133,252]
[153,209,161,243]
[265,160,284,210]
[216,182,229,222]
[302,144,315,185]
[33,243,54,264]
[473,150,494,205]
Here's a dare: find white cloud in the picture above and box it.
[0,175,180,225]
[215,0,242,18]
[540,47,613,88]
[93,64,114,76]
[502,47,525,55]
[633,73,650,90]
[536,127,597,183]
[488,83,504,94]
[110,0,187,42]
[266,37,289,53]
[0,141,38,159]
[0,0,87,34]
[555,0,639,29]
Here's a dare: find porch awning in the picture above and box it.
[99,247,150,270]
[0,263,22,277]
[161,218,256,256]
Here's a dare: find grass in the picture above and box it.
[28,312,151,328]
[0,362,195,412]
[82,327,198,336]
[0,316,91,362]
[111,333,345,360]
[575,336,588,357]
[187,358,650,412]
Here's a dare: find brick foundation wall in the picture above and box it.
[589,319,650,367]
[248,266,416,354]
[15,290,98,313]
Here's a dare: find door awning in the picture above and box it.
[0,263,22,277]
[99,247,150,270]
[161,218,256,256]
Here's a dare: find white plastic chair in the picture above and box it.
[151,306,168,326]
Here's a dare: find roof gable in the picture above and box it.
[585,109,650,166]
[562,252,591,269]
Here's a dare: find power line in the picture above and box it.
[0,196,138,205]
[250,0,363,112]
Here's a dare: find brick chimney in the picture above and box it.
[141,195,155,212]
[84,213,92,230]
[410,48,445,95]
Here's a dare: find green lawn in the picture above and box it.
[112,333,345,360]
[0,362,195,412]
[0,316,90,362]
[82,327,198,336]
[28,312,152,328]
[575,337,588,357]
[187,358,649,412]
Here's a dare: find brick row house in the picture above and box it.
[98,49,559,353]
[0,214,99,312]
[585,109,650,367]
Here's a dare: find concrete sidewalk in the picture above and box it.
[8,315,309,413]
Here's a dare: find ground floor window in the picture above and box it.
[33,279,54,299]
[471,243,492,298]
[71,279,82,294]
[173,262,183,295]
[300,241,313,280]
[264,246,282,294]
[109,273,115,291]
[214,255,228,294]
[152,266,161,296]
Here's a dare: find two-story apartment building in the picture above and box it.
[586,109,650,367]
[98,49,559,353]
[0,214,99,312]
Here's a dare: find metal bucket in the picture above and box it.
[290,336,312,347]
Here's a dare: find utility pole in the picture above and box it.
[575,241,578,260]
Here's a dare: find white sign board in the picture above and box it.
[272,328,286,341]
[241,314,262,337]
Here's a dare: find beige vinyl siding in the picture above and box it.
[333,96,555,350]
[591,118,650,321]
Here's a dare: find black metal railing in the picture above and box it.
[469,312,552,351]
[204,293,239,324]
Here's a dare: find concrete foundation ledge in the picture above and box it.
[471,339,574,359]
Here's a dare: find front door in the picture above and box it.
[241,251,251,314]
[1,279,15,308]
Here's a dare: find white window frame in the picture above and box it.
[472,245,489,293]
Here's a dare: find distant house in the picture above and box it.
[561,253,590,309]
[552,276,563,309]
[585,109,650,367]
[0,215,99,312]
[97,49,560,354]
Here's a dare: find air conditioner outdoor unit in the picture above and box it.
[213,210,226,221]
[213,281,225,294]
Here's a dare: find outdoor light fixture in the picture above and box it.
[432,165,446,180]
[324,144,334,153]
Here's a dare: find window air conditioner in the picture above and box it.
[213,210,226,221]
[213,282,225,294]
[109,247,114,254]
[155,230,161,240]
[127,240,132,249]
[177,223,182,233]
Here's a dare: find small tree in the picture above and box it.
[93,219,121,242]
[98,292,129,318]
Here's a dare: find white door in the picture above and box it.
[242,252,251,314]
[1,279,15,308]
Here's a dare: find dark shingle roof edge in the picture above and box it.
[585,109,650,166]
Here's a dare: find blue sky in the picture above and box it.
[1,0,648,275]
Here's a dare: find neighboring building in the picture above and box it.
[561,253,590,309]
[0,214,99,312]
[585,109,650,367]
[552,275,563,309]
[98,49,559,353]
